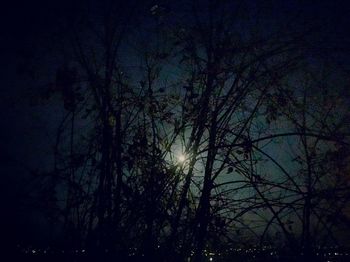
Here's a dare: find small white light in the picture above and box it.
[209,257,213,261]
[178,154,186,163]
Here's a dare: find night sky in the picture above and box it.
[1,0,350,257]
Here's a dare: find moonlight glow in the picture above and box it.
[177,153,187,163]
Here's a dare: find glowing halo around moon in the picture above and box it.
[178,153,186,163]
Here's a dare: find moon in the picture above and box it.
[178,153,186,163]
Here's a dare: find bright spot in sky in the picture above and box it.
[178,153,186,163]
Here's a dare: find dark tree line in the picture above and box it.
[23,1,350,261]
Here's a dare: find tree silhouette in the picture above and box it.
[28,1,350,261]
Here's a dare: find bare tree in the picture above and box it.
[30,1,350,261]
